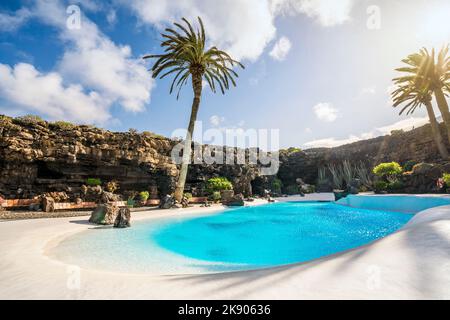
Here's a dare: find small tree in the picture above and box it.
[139,191,150,202]
[271,178,283,195]
[86,178,102,186]
[206,177,233,194]
[373,162,403,183]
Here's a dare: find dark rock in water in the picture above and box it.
[159,195,176,209]
[225,193,245,206]
[89,204,119,225]
[114,207,131,228]
[42,196,55,212]
[333,190,348,201]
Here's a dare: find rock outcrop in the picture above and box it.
[89,204,120,225]
[1,115,448,199]
[0,116,178,200]
[114,207,131,228]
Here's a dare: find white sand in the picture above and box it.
[1,193,449,300]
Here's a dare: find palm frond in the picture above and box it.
[143,16,244,99]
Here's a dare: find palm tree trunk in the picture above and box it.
[425,100,449,159]
[173,73,203,202]
[434,88,450,143]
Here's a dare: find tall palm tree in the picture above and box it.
[144,17,244,202]
[396,46,450,142]
[392,75,449,159]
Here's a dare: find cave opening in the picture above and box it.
[36,161,64,179]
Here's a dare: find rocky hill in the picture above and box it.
[0,115,446,199]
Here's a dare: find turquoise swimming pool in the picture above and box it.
[52,201,413,274]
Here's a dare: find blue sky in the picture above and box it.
[0,0,449,149]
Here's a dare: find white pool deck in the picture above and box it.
[1,193,450,300]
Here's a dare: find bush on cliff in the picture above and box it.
[373,181,388,193]
[210,191,221,203]
[206,177,233,194]
[373,162,403,182]
[139,191,150,202]
[86,178,102,186]
[51,121,75,130]
[15,114,45,126]
[271,178,283,195]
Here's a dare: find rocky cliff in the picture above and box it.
[0,115,446,199]
[278,123,447,188]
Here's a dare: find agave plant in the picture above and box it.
[355,161,373,189]
[328,163,345,190]
[317,167,328,184]
[342,160,355,186]
[144,17,244,201]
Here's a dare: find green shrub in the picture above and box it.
[285,185,299,195]
[139,191,150,201]
[210,191,221,202]
[390,129,404,136]
[15,114,45,125]
[52,120,74,130]
[373,162,403,181]
[442,173,450,186]
[86,178,102,186]
[142,131,165,139]
[373,181,388,193]
[206,177,233,193]
[271,178,283,194]
[403,160,417,172]
[281,147,302,155]
[387,180,404,191]
[183,192,193,199]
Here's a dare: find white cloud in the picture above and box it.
[0,0,153,123]
[32,0,152,113]
[107,10,117,25]
[120,0,355,62]
[271,0,354,27]
[269,36,292,61]
[313,102,339,122]
[122,0,276,62]
[376,117,429,134]
[0,63,110,123]
[210,115,225,126]
[0,7,32,31]
[303,116,429,148]
[303,135,361,148]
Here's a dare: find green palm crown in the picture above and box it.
[143,17,244,99]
